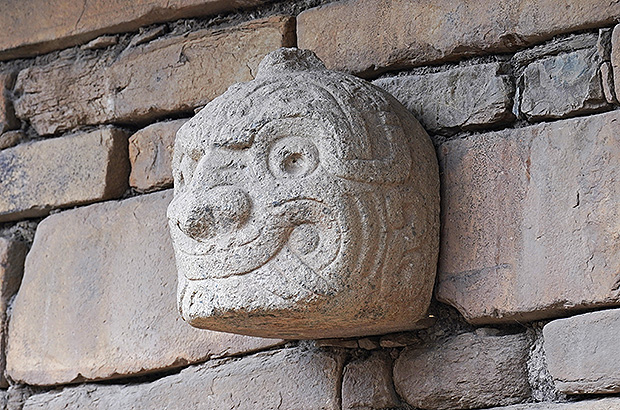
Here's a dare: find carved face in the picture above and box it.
[167,48,439,339]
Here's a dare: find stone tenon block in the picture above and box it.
[437,110,620,324]
[21,347,344,410]
[298,0,620,76]
[374,62,514,134]
[393,330,531,409]
[0,127,129,223]
[6,190,282,386]
[543,309,620,394]
[13,16,296,136]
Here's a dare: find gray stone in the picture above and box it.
[512,33,598,69]
[598,28,613,62]
[6,190,282,386]
[394,331,531,410]
[374,62,514,134]
[81,35,118,50]
[129,119,187,192]
[342,351,400,410]
[437,111,620,324]
[128,26,166,47]
[0,71,18,134]
[0,127,129,223]
[611,24,620,101]
[0,130,25,151]
[485,398,620,409]
[543,309,620,394]
[22,347,344,410]
[600,62,617,104]
[167,48,440,339]
[519,47,609,120]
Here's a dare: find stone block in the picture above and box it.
[437,111,620,324]
[610,24,620,101]
[519,48,609,120]
[600,62,617,104]
[298,0,620,76]
[0,72,18,134]
[374,63,514,134]
[0,131,25,151]
[0,0,270,60]
[0,237,28,388]
[393,330,531,409]
[22,347,344,409]
[129,119,186,192]
[543,309,620,394]
[6,190,282,386]
[485,398,620,409]
[0,127,129,223]
[512,33,598,70]
[342,351,400,410]
[13,16,296,136]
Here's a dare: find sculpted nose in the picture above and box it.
[170,185,251,240]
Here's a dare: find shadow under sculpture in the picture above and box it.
[167,48,440,339]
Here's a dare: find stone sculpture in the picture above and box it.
[167,48,439,339]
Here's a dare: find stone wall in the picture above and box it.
[0,1,619,409]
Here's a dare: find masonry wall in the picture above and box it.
[0,1,619,409]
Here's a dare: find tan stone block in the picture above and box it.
[543,309,620,394]
[437,111,620,324]
[394,330,531,409]
[129,119,186,192]
[298,0,620,76]
[0,0,270,60]
[342,351,400,410]
[0,72,18,134]
[13,16,296,136]
[6,190,282,386]
[22,347,343,409]
[485,398,620,409]
[0,127,129,223]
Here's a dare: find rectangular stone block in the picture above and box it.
[13,16,296,136]
[298,0,620,76]
[0,0,270,60]
[486,399,620,409]
[22,347,344,410]
[393,330,530,409]
[342,351,400,410]
[129,119,187,192]
[543,309,620,394]
[519,47,609,120]
[0,71,18,134]
[0,127,129,222]
[610,24,620,102]
[6,190,282,386]
[437,111,620,324]
[374,62,514,134]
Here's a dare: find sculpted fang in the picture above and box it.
[167,48,440,339]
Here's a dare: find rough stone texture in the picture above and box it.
[600,62,617,104]
[611,24,620,102]
[374,63,514,134]
[486,399,620,409]
[6,190,282,386]
[81,35,118,50]
[519,48,609,120]
[22,347,344,410]
[129,119,187,192]
[342,351,400,410]
[543,309,620,394]
[168,48,440,339]
[0,131,25,151]
[0,0,270,60]
[0,72,18,135]
[394,330,531,410]
[0,127,129,223]
[13,16,296,136]
[0,237,28,388]
[297,0,620,76]
[512,33,598,70]
[598,29,612,62]
[437,110,620,324]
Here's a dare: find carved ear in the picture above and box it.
[256,47,326,77]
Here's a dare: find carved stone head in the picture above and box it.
[167,48,439,339]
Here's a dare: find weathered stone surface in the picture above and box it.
[519,48,609,120]
[0,72,18,135]
[342,351,400,410]
[394,330,531,410]
[6,190,282,386]
[486,398,620,409]
[600,62,617,104]
[168,48,440,339]
[512,33,598,69]
[0,131,25,151]
[298,0,620,76]
[437,111,620,324]
[13,16,296,136]
[81,35,118,50]
[543,309,620,394]
[0,237,28,388]
[0,0,271,60]
[374,63,514,134]
[0,127,129,223]
[22,347,344,410]
[611,24,620,101]
[598,29,612,62]
[129,119,187,192]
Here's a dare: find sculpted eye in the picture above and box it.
[268,137,319,178]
